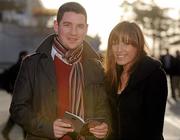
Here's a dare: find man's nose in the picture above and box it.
[71,26,77,35]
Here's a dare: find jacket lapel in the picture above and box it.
[40,55,56,90]
[36,34,57,90]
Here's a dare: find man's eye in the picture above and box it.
[78,24,85,29]
[64,24,70,27]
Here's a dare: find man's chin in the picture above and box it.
[66,43,82,50]
[66,46,78,50]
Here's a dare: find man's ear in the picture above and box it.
[86,24,89,34]
[53,20,59,34]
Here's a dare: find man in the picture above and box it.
[160,48,176,101]
[172,50,180,99]
[10,2,110,140]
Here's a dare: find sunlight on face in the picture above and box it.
[112,42,138,67]
[54,12,88,49]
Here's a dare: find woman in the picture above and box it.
[105,21,167,140]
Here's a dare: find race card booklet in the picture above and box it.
[63,111,105,135]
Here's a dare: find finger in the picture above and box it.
[90,123,108,132]
[89,126,108,138]
[90,131,107,139]
[89,128,108,134]
[90,128,108,134]
[53,119,74,138]
[54,125,74,133]
[54,126,74,138]
[54,119,72,128]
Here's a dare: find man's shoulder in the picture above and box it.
[22,53,43,65]
[88,58,103,67]
[25,53,40,59]
[83,41,101,60]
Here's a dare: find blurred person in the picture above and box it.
[160,48,176,101]
[105,21,168,140]
[172,50,180,98]
[1,51,28,140]
[10,2,110,140]
[0,51,28,93]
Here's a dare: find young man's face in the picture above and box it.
[54,12,88,49]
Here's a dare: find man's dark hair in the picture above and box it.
[56,2,87,24]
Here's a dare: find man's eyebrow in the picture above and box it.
[62,21,71,24]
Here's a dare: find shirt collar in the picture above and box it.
[51,46,71,65]
[51,46,56,60]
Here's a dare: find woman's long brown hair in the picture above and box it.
[105,21,148,88]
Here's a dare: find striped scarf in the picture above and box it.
[53,36,85,119]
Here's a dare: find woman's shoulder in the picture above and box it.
[141,55,162,68]
[131,55,164,84]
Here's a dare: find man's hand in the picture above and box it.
[89,122,108,139]
[53,119,74,138]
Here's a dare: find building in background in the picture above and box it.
[0,0,56,26]
[0,0,56,70]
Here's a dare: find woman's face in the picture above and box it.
[112,42,138,68]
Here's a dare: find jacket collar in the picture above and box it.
[36,34,54,56]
